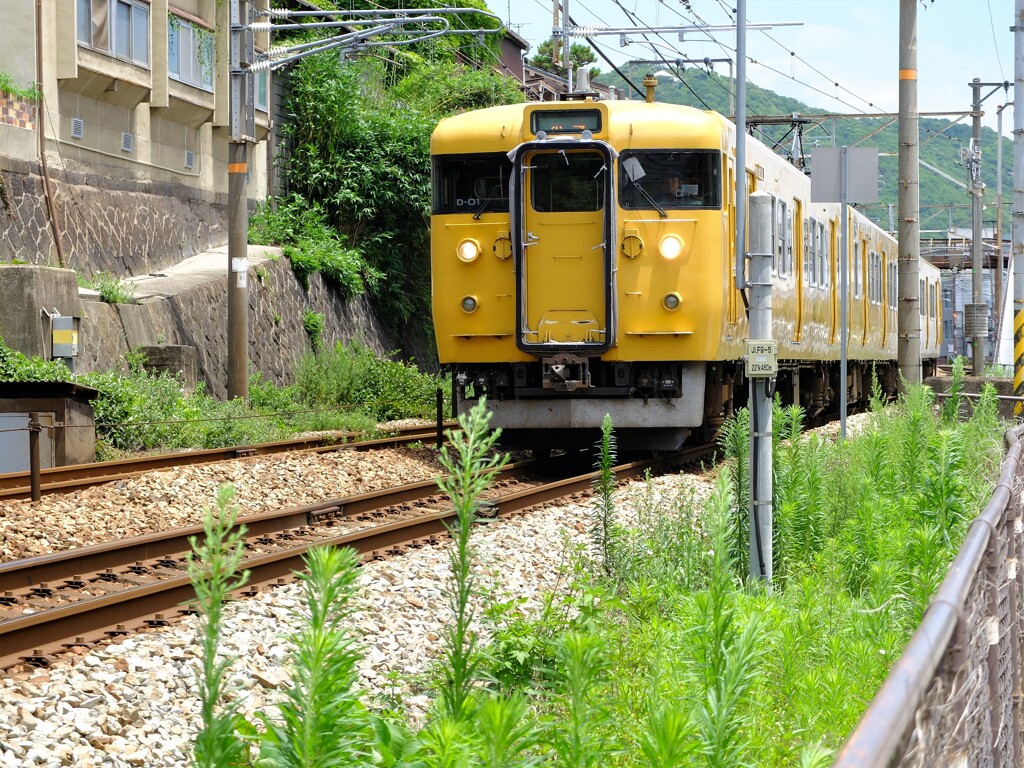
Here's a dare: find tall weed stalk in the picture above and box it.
[187,485,251,768]
[592,414,618,577]
[257,546,370,766]
[435,399,508,720]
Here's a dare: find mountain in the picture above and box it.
[595,62,1011,235]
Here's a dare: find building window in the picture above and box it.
[256,69,269,112]
[77,0,149,67]
[168,15,214,92]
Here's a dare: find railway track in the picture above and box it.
[0,443,715,671]
[0,422,452,501]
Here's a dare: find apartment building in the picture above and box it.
[0,0,271,275]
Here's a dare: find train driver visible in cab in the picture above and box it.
[655,172,704,205]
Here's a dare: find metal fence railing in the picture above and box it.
[834,423,1024,767]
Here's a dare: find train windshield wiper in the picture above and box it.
[473,184,502,220]
[628,176,667,217]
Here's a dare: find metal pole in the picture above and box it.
[227,0,249,401]
[997,104,1006,353]
[1014,0,1024,415]
[971,78,986,374]
[562,0,571,91]
[747,192,773,584]
[840,147,849,440]
[28,414,41,503]
[897,0,922,386]
[436,388,444,451]
[735,0,747,291]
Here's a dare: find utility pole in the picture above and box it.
[227,0,252,401]
[1014,0,1024,415]
[970,78,986,375]
[897,0,921,386]
[967,78,1009,374]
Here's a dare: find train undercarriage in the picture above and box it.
[452,355,932,453]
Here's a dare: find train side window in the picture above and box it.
[818,223,827,289]
[777,201,787,276]
[853,242,862,299]
[786,211,794,276]
[531,151,606,213]
[868,251,876,304]
[769,195,778,273]
[803,218,812,286]
[618,149,722,210]
[920,279,926,315]
[432,153,512,215]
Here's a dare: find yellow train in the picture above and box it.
[430,91,941,450]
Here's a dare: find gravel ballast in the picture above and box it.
[0,443,715,767]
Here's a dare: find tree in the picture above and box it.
[529,38,600,82]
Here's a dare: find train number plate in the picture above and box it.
[745,340,777,378]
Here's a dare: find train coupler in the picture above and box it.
[542,354,591,392]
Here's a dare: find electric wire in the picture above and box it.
[986,0,1006,82]
[610,0,714,110]
[712,0,879,113]
[656,0,786,116]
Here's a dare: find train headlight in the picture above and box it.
[457,238,481,263]
[663,292,682,311]
[460,295,479,313]
[659,234,684,260]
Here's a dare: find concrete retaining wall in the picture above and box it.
[2,263,393,398]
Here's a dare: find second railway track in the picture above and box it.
[0,443,716,670]
[0,422,453,501]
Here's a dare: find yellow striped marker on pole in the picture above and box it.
[1015,299,1024,418]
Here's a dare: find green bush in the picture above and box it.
[250,194,381,297]
[295,341,449,422]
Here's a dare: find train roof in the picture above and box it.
[431,99,734,155]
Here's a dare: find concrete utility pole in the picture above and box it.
[968,79,1011,374]
[746,192,774,584]
[970,79,986,375]
[1014,0,1024,414]
[897,0,921,386]
[227,0,252,401]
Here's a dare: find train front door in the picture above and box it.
[514,146,615,354]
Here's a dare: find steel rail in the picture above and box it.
[0,423,452,500]
[0,445,712,670]
[0,459,538,593]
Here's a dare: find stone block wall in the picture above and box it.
[0,157,228,276]
[78,259,393,398]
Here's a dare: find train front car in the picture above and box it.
[431,100,733,451]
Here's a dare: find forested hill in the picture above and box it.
[595,62,1011,234]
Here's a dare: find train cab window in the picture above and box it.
[769,195,778,272]
[433,153,513,215]
[618,149,721,210]
[531,151,606,212]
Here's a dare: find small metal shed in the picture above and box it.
[0,381,99,472]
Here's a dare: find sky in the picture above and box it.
[499,0,1016,135]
